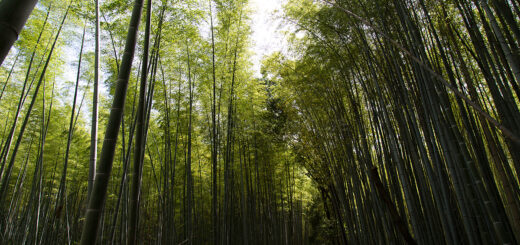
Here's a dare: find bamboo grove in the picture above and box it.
[0,0,519,244]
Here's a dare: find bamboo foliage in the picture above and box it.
[262,0,520,243]
[1,0,516,244]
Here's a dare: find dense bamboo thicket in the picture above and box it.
[0,0,519,244]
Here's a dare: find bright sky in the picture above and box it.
[62,0,287,90]
[45,0,289,129]
[249,0,285,77]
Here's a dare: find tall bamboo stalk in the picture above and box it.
[79,0,145,242]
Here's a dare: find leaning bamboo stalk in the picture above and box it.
[0,0,39,65]
[321,0,520,144]
[0,52,20,102]
[0,4,51,178]
[53,24,87,244]
[88,0,101,203]
[0,4,70,205]
[79,0,145,242]
[128,0,152,243]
